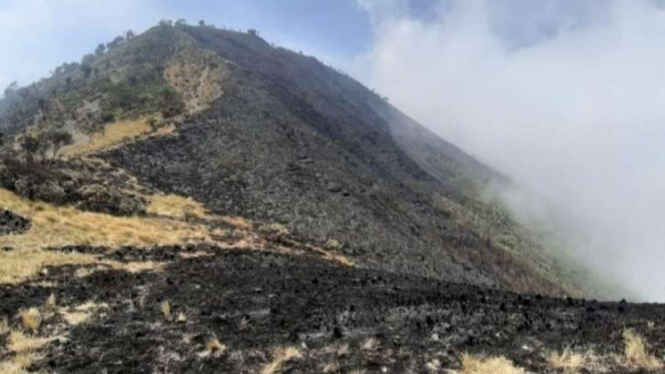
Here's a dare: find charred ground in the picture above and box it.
[2,245,663,374]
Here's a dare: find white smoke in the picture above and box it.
[357,0,665,301]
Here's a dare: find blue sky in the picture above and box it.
[0,0,612,91]
[0,0,376,90]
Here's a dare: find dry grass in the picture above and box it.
[621,329,663,370]
[147,193,208,219]
[43,294,57,310]
[324,239,342,250]
[61,311,91,326]
[0,188,214,283]
[0,188,213,250]
[18,309,41,332]
[426,359,441,372]
[0,316,9,335]
[60,301,107,326]
[1,331,53,374]
[361,337,378,351]
[7,330,50,353]
[221,216,253,230]
[547,348,591,373]
[321,361,340,373]
[164,47,228,113]
[63,118,153,156]
[453,353,525,374]
[0,354,34,374]
[259,223,290,236]
[260,347,302,374]
[206,338,226,354]
[197,338,226,358]
[0,247,98,285]
[160,301,171,320]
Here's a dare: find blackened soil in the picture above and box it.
[0,209,30,236]
[3,248,663,373]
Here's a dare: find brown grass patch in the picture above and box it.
[63,118,153,156]
[61,311,91,326]
[160,301,171,320]
[0,316,9,335]
[206,338,226,354]
[221,216,253,230]
[547,348,591,373]
[260,347,302,374]
[147,193,209,219]
[621,329,663,370]
[0,247,98,284]
[1,331,53,374]
[0,188,213,250]
[60,301,107,326]
[18,309,41,332]
[453,353,525,374]
[179,251,213,259]
[0,353,34,374]
[164,48,229,113]
[43,294,56,311]
[7,331,50,353]
[0,188,215,283]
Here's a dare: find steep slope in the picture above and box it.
[1,23,580,297]
[113,25,583,296]
[0,22,653,374]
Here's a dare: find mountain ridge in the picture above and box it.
[0,22,588,297]
[0,21,659,374]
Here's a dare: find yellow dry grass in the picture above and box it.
[18,309,41,332]
[260,347,302,374]
[0,354,34,374]
[454,353,525,374]
[547,348,590,373]
[0,188,212,249]
[0,188,215,283]
[221,216,253,230]
[8,330,50,353]
[43,294,57,310]
[147,193,208,219]
[206,338,226,354]
[176,312,187,323]
[61,311,91,326]
[160,300,171,320]
[164,48,228,113]
[0,247,98,285]
[63,118,153,156]
[0,331,53,374]
[60,301,107,326]
[621,329,663,370]
[0,316,10,335]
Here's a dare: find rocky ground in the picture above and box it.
[1,243,664,373]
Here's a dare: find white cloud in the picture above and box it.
[358,0,665,301]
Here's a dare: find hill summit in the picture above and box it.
[0,22,647,374]
[1,21,583,295]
